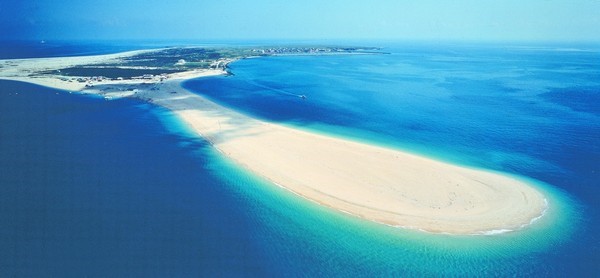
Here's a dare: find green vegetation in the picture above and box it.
[46,67,184,78]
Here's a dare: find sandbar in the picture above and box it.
[0,50,548,234]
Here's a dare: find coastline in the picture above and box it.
[0,50,549,235]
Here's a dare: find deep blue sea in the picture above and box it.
[1,41,599,276]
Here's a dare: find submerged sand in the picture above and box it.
[0,51,548,234]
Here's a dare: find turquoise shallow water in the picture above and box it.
[1,41,598,276]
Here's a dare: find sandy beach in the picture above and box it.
[0,51,549,234]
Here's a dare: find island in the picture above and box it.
[0,46,548,234]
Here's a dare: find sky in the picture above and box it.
[1,0,600,42]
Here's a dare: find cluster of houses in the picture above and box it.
[252,47,357,55]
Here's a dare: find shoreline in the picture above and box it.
[0,50,549,235]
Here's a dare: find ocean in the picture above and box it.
[0,41,598,276]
